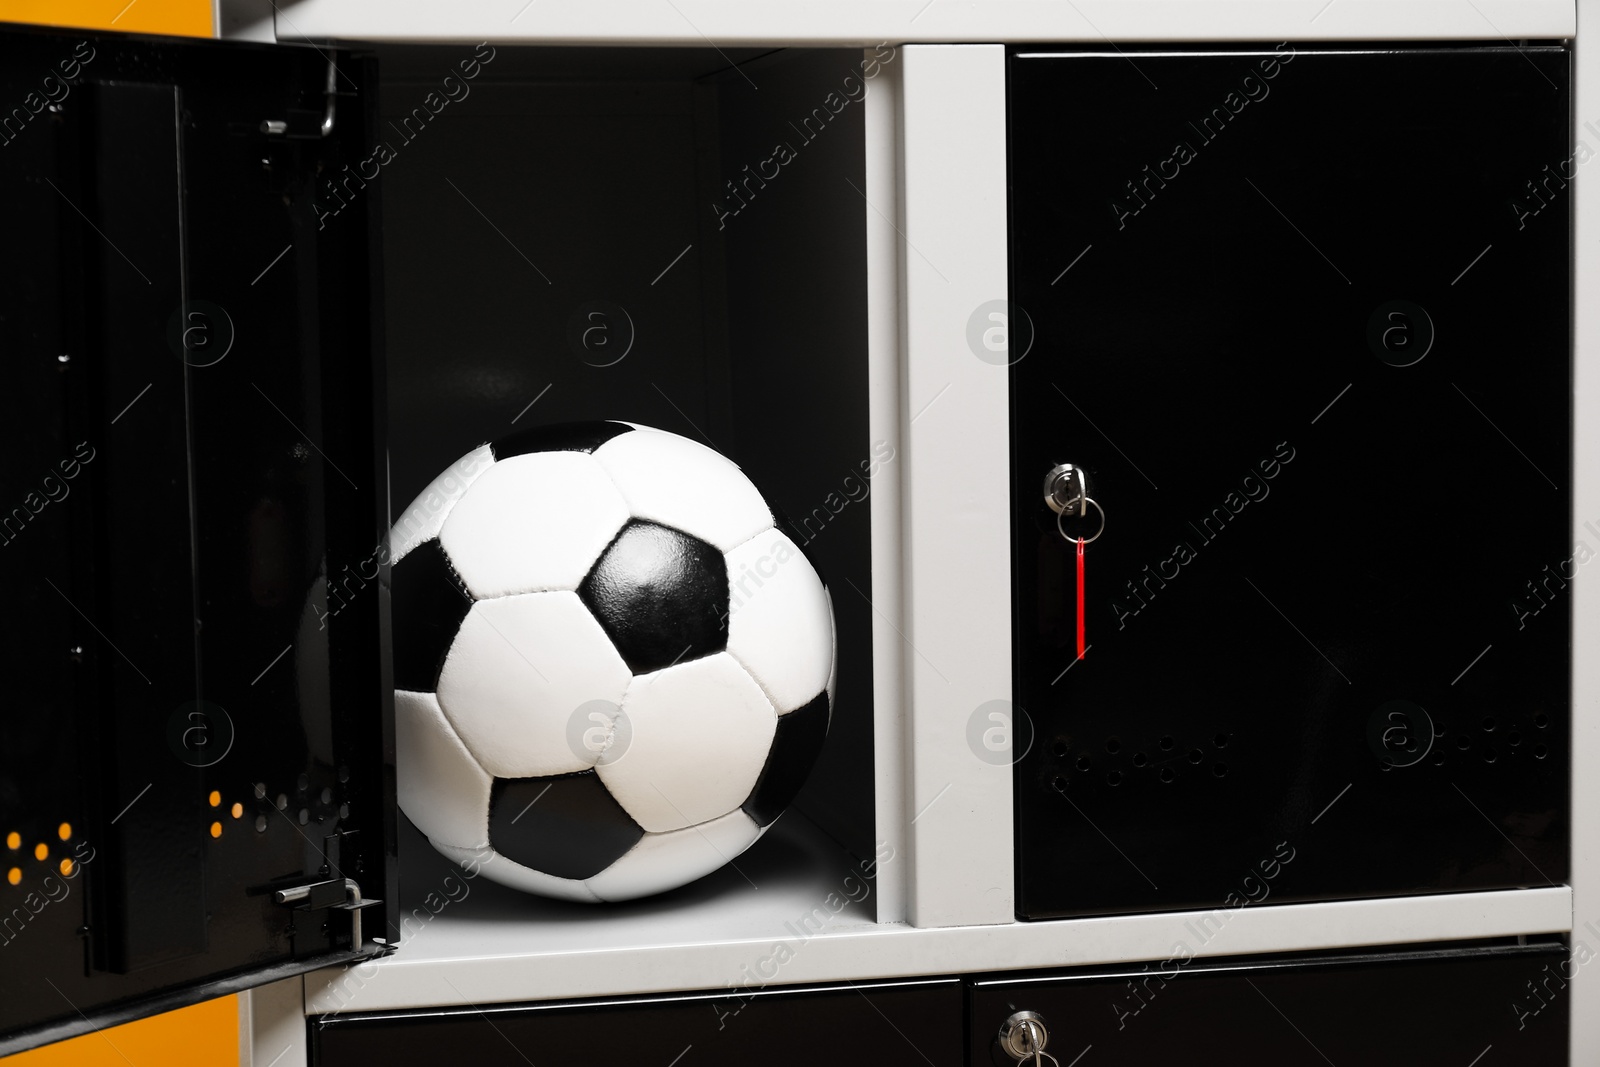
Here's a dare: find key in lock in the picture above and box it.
[1043,464,1090,517]
[998,1010,1056,1065]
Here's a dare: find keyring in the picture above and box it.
[1055,496,1104,545]
[1013,1026,1060,1067]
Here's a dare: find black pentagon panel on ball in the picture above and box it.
[741,691,830,827]
[492,420,634,460]
[488,771,644,880]
[389,539,474,692]
[577,520,730,674]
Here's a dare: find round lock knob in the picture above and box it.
[1042,464,1089,516]
[998,1010,1050,1061]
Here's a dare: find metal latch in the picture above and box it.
[261,56,339,138]
[273,877,379,951]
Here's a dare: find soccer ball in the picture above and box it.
[389,421,835,902]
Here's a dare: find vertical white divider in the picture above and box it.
[1572,2,1600,1060]
[865,48,908,925]
[238,976,309,1067]
[898,44,1014,927]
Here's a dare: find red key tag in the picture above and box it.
[1044,463,1102,663]
[1076,535,1086,660]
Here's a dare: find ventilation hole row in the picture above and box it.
[1066,721,1544,768]
[1097,733,1227,756]
[1447,732,1545,755]
[1086,763,1227,787]
[1483,714,1552,733]
[1052,732,1231,783]
[1380,744,1549,769]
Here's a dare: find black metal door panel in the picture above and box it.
[312,979,965,1066]
[0,22,392,1053]
[971,944,1570,1065]
[1009,45,1570,918]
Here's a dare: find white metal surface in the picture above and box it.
[897,44,1013,928]
[238,976,308,1067]
[302,827,1571,1015]
[214,0,273,41]
[1571,2,1598,1062]
[306,883,1570,1014]
[244,0,1574,45]
[865,48,908,926]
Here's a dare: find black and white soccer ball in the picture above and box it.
[389,421,835,902]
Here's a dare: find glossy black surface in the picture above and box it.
[375,47,878,867]
[487,771,644,880]
[314,977,966,1066]
[742,692,830,827]
[971,943,1569,1066]
[0,23,392,1052]
[711,49,874,859]
[1009,45,1570,918]
[313,942,1561,1065]
[390,539,473,692]
[492,420,635,459]
[579,520,730,674]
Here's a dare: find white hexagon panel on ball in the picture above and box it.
[388,421,835,902]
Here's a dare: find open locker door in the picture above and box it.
[0,21,394,1054]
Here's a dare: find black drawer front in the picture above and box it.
[1009,43,1570,919]
[312,978,965,1066]
[972,945,1569,1066]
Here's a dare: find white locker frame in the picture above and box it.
[223,2,1594,1062]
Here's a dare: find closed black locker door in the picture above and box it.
[970,943,1570,1065]
[312,979,966,1066]
[0,22,393,1053]
[1009,44,1569,918]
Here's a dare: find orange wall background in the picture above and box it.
[0,0,211,37]
[2,997,237,1067]
[1,2,237,1058]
